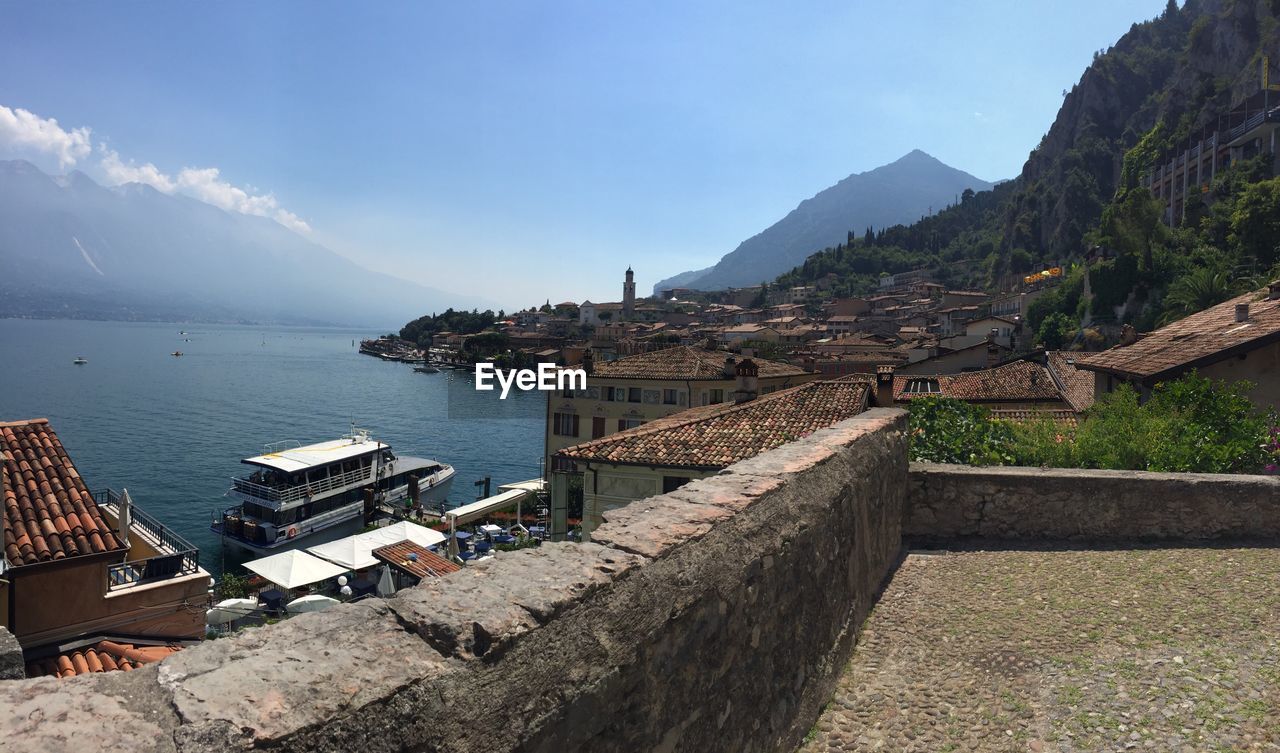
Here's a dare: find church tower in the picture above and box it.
[622,266,636,319]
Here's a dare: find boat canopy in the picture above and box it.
[244,550,348,590]
[306,521,447,570]
[243,435,388,474]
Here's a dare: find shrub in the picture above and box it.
[907,397,1016,466]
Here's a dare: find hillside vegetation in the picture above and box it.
[776,0,1280,333]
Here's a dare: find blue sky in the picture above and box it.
[1,1,1164,308]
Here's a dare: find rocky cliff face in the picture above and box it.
[1001,0,1280,260]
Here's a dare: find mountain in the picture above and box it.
[0,160,486,326]
[653,150,995,292]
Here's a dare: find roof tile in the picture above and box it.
[591,345,807,381]
[2,418,122,565]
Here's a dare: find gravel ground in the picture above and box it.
[798,546,1280,753]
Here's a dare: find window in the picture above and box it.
[553,412,580,436]
[592,416,606,439]
[628,387,642,403]
[662,476,691,493]
[709,389,724,404]
[560,387,576,398]
[618,418,645,431]
[662,389,679,405]
[903,378,941,394]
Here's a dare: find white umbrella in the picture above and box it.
[244,550,347,590]
[286,594,340,614]
[206,598,259,625]
[376,565,396,597]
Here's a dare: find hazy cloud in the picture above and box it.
[0,105,92,168]
[99,146,177,192]
[96,139,311,233]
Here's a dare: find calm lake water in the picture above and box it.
[0,319,544,574]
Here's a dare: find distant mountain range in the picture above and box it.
[653,150,994,293]
[0,160,484,327]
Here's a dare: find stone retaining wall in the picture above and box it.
[0,409,909,753]
[906,463,1280,541]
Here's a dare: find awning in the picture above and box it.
[443,488,529,526]
[307,521,447,570]
[244,550,348,590]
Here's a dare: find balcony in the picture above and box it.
[95,489,201,591]
[230,465,374,505]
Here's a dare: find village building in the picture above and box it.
[1,418,210,655]
[1077,283,1280,409]
[554,376,871,537]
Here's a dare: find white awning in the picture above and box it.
[497,478,546,494]
[443,488,530,526]
[244,550,348,590]
[306,521,447,571]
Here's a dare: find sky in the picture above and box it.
[0,1,1166,309]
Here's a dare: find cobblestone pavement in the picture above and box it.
[798,546,1280,753]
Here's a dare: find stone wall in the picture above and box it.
[0,409,909,753]
[906,463,1280,541]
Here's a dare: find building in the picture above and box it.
[623,267,636,320]
[1077,283,1280,409]
[1,419,210,651]
[887,359,1075,416]
[898,338,1011,374]
[554,376,871,537]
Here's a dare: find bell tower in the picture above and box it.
[622,266,636,320]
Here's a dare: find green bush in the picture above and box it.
[907,397,1016,466]
[908,374,1275,474]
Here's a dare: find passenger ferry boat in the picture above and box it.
[212,428,454,557]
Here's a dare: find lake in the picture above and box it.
[0,319,545,574]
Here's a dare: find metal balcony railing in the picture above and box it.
[95,489,202,591]
[230,465,375,504]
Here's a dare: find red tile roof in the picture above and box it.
[372,541,462,579]
[2,418,123,565]
[25,640,182,679]
[556,378,870,470]
[894,361,1064,403]
[988,408,1080,426]
[1077,287,1280,380]
[591,345,807,381]
[1044,351,1096,412]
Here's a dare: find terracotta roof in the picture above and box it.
[372,541,461,579]
[1077,287,1280,380]
[2,418,123,565]
[25,640,182,679]
[1044,351,1096,412]
[590,345,807,380]
[894,361,1063,403]
[556,379,870,469]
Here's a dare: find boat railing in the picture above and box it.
[231,465,375,504]
[95,489,202,590]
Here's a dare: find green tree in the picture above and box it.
[1229,177,1280,270]
[1037,312,1076,349]
[1161,266,1236,324]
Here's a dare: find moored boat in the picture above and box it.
[212,428,454,557]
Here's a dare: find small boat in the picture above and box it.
[171,351,183,357]
[73,357,88,365]
[413,365,440,373]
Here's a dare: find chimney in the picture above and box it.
[875,365,895,407]
[582,348,594,375]
[722,355,737,379]
[986,340,1000,369]
[1119,324,1138,346]
[1268,279,1280,300]
[803,356,816,373]
[1236,303,1250,323]
[732,358,759,403]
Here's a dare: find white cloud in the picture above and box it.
[99,146,176,192]
[0,105,92,168]
[95,143,310,233]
